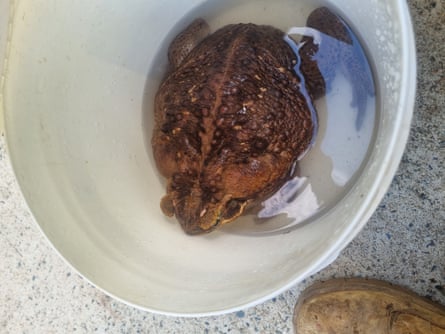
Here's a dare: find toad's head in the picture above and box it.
[160,181,249,235]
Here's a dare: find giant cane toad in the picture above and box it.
[151,7,371,234]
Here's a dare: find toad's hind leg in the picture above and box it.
[299,7,375,129]
[168,18,210,70]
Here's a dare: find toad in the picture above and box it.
[151,7,371,234]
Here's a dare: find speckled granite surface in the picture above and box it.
[1,1,444,333]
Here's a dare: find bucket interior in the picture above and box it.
[2,0,415,315]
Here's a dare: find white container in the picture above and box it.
[0,0,415,316]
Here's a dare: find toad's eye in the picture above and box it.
[221,199,247,222]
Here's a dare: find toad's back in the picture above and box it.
[152,23,315,234]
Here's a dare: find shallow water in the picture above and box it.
[146,0,378,235]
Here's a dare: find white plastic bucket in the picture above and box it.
[0,0,416,316]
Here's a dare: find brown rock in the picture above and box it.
[293,278,445,333]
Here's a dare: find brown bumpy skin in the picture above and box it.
[152,23,315,234]
[152,6,374,234]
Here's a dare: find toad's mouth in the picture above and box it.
[181,198,249,235]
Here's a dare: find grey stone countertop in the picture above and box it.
[0,1,443,333]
